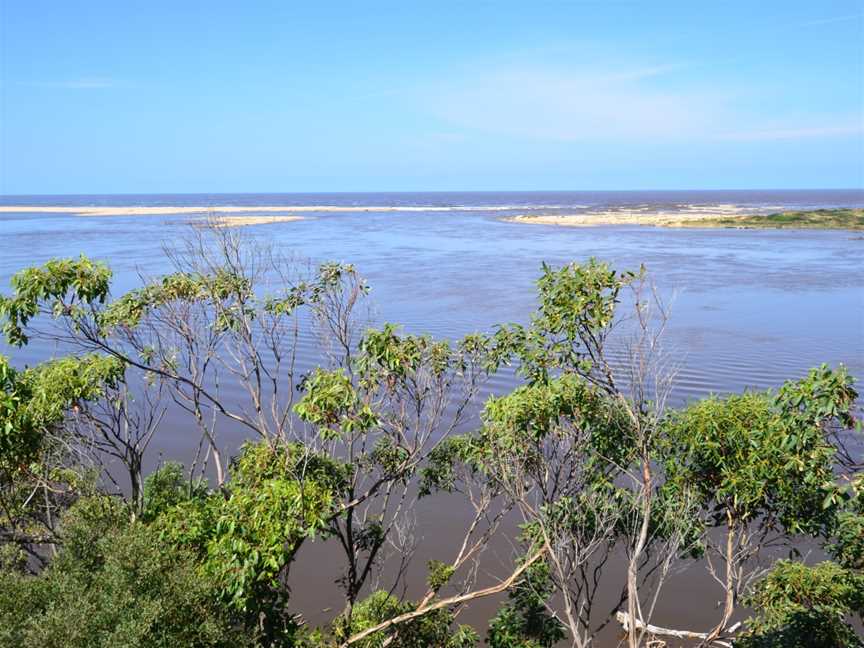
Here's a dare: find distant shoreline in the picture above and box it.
[0,204,568,216]
[2,204,862,230]
[508,208,864,231]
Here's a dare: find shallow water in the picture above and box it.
[3,190,862,399]
[1,189,863,642]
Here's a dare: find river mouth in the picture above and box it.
[2,190,862,644]
[5,191,860,401]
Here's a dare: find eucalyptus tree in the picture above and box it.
[737,559,864,647]
[66,375,168,515]
[0,352,123,568]
[2,237,861,647]
[420,259,697,648]
[731,436,864,647]
[661,364,859,645]
[0,225,512,636]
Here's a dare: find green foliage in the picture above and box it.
[0,255,367,349]
[479,373,632,481]
[489,259,639,383]
[487,562,565,648]
[533,258,635,347]
[369,436,411,478]
[664,392,777,522]
[831,510,864,571]
[0,450,100,568]
[0,256,112,346]
[295,368,379,438]
[419,435,481,496]
[207,473,328,611]
[334,590,475,648]
[662,367,862,645]
[662,371,851,533]
[0,357,31,466]
[827,474,864,572]
[483,374,632,466]
[358,324,454,380]
[678,208,864,231]
[737,560,864,648]
[265,262,368,317]
[0,354,118,563]
[1,253,861,648]
[141,462,208,523]
[0,496,245,648]
[99,270,252,332]
[0,354,123,467]
[315,262,368,299]
[426,559,456,592]
[51,496,130,575]
[775,363,858,430]
[155,442,347,644]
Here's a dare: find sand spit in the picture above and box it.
[208,215,305,228]
[508,206,772,228]
[509,206,864,230]
[508,211,741,227]
[0,204,571,216]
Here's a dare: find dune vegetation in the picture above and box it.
[674,207,864,230]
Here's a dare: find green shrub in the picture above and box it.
[738,560,864,648]
[335,590,476,648]
[0,497,246,648]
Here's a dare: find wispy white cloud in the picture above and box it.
[718,124,864,141]
[423,63,722,142]
[418,58,861,145]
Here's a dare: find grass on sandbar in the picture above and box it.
[679,208,864,231]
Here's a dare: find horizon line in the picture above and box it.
[2,187,863,199]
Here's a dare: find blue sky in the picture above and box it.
[1,1,862,194]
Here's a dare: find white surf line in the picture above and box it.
[0,204,581,216]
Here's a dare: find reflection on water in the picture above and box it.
[1,190,862,643]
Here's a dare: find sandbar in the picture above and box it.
[507,210,751,227]
[208,215,305,228]
[508,207,864,230]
